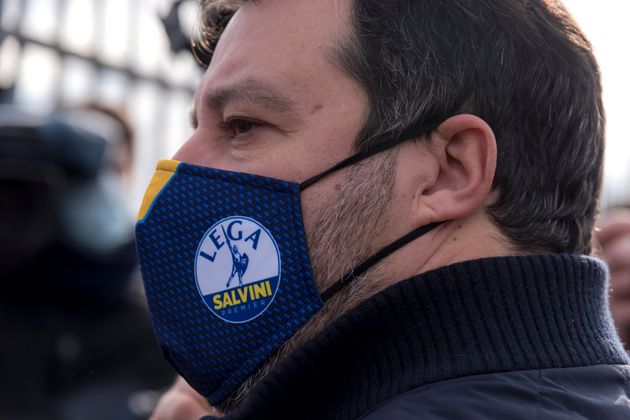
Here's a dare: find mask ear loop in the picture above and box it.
[320,221,445,301]
[297,117,449,301]
[299,139,403,191]
[299,118,444,192]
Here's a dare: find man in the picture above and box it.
[226,244,248,287]
[223,224,250,288]
[140,0,630,418]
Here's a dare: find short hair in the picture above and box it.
[196,0,604,255]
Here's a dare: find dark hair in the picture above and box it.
[196,0,604,255]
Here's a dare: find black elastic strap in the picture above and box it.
[300,139,402,191]
[299,118,444,192]
[320,221,446,301]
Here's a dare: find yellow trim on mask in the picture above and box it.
[136,160,181,222]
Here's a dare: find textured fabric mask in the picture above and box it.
[136,135,443,404]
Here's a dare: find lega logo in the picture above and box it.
[195,216,281,323]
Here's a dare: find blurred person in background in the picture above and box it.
[139,0,630,419]
[0,104,173,420]
[598,207,630,351]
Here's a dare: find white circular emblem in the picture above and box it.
[194,216,281,323]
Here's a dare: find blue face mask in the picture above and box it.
[135,135,444,404]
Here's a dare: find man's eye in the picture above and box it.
[221,118,262,137]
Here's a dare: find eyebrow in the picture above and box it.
[189,79,296,130]
[204,79,295,114]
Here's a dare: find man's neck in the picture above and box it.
[221,210,519,413]
[384,209,519,286]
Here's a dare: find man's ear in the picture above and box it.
[414,114,497,223]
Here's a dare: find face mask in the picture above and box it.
[135,131,444,404]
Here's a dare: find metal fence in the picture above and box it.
[0,0,200,206]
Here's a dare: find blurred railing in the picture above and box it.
[1,0,628,208]
[0,0,200,206]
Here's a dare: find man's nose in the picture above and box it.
[172,133,223,168]
[172,135,198,163]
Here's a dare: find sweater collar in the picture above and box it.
[217,254,629,419]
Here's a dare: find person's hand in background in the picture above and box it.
[151,377,219,420]
[597,208,630,348]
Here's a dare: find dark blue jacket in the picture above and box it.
[207,255,630,419]
[364,365,630,419]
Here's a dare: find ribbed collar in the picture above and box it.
[210,254,629,420]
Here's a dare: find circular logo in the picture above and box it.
[194,216,281,323]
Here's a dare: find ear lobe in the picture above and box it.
[419,114,497,221]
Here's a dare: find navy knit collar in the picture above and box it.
[213,254,629,420]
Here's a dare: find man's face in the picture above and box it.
[176,0,366,204]
[175,0,397,291]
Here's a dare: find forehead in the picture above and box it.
[200,0,353,103]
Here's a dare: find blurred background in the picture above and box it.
[0,1,199,419]
[0,0,628,419]
[0,0,200,208]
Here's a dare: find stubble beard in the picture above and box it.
[217,150,397,414]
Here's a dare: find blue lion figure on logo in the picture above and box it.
[226,244,249,288]
[223,225,250,288]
